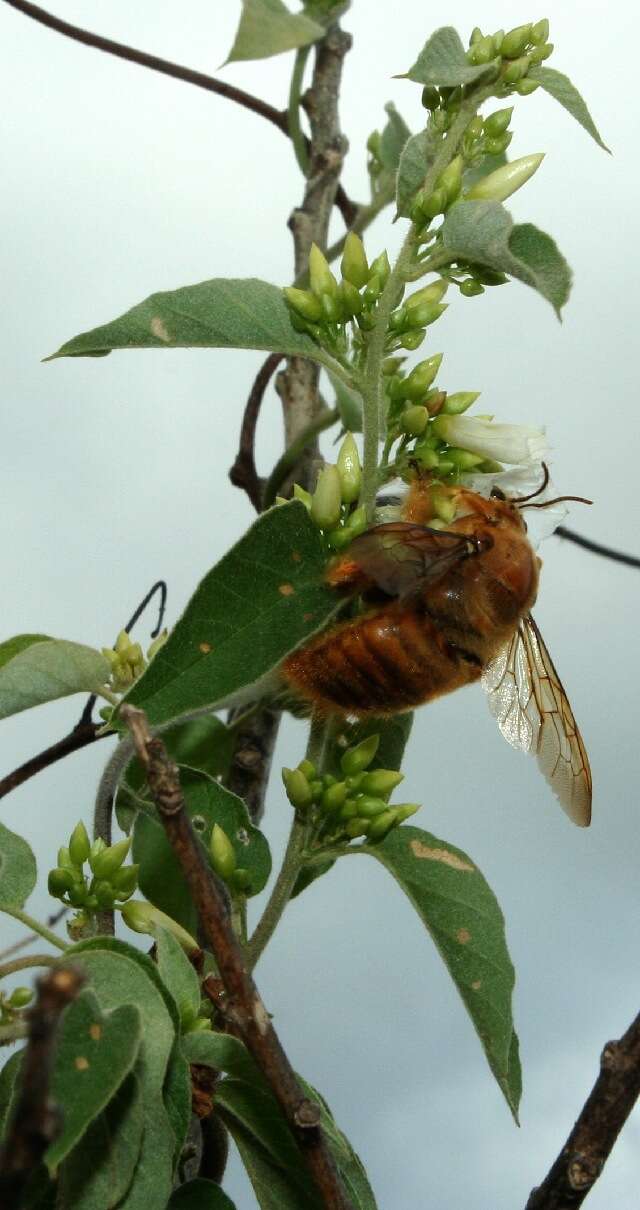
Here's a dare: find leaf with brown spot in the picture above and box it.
[46,989,142,1170]
[278,583,295,596]
[362,824,521,1119]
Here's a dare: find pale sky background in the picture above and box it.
[1,2,639,1207]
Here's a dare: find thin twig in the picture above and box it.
[122,706,354,1210]
[0,722,107,801]
[1,0,357,228]
[525,1010,640,1209]
[555,526,640,570]
[0,965,84,1208]
[229,353,283,511]
[0,954,59,980]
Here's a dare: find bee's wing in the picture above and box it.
[344,522,483,598]
[482,615,592,826]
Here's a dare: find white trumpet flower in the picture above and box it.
[433,414,549,466]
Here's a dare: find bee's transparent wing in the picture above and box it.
[482,615,592,826]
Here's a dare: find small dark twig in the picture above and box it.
[0,965,85,1208]
[526,1010,640,1209]
[555,526,640,570]
[122,706,354,1210]
[0,722,107,802]
[229,353,284,512]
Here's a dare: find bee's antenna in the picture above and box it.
[510,462,550,503]
[510,462,592,511]
[522,494,593,510]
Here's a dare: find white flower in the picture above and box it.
[464,464,568,548]
[433,415,549,466]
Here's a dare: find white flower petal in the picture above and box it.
[435,415,549,465]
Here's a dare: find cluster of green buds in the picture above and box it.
[282,734,420,846]
[48,821,139,918]
[467,19,552,93]
[284,236,394,351]
[282,432,366,551]
[101,628,168,694]
[208,824,253,895]
[0,985,33,1025]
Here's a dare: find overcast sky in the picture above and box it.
[1,2,639,1207]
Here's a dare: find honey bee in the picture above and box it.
[283,472,592,825]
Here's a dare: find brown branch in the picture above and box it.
[0,965,85,1208]
[224,705,280,825]
[122,706,354,1210]
[0,722,107,801]
[229,353,283,512]
[1,0,358,228]
[526,1010,640,1209]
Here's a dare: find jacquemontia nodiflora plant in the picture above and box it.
[0,10,608,1209]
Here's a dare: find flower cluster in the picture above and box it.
[280,431,366,550]
[467,19,552,87]
[48,821,139,924]
[208,823,253,895]
[282,734,420,847]
[101,628,167,695]
[0,985,33,1026]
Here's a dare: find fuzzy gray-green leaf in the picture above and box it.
[400,27,499,87]
[0,822,37,907]
[225,0,323,64]
[528,66,609,152]
[0,637,110,720]
[396,127,440,217]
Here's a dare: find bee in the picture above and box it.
[283,471,592,825]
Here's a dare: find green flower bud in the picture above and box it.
[432,109,452,133]
[365,809,398,841]
[460,279,485,297]
[393,804,421,824]
[283,286,324,322]
[327,527,353,551]
[48,867,76,898]
[515,78,541,96]
[485,131,513,156]
[431,488,457,524]
[366,130,381,157]
[210,824,237,882]
[293,483,312,509]
[399,330,426,352]
[362,274,382,305]
[491,29,505,54]
[436,458,455,476]
[93,880,116,910]
[442,391,480,415]
[322,781,348,813]
[282,767,313,810]
[528,41,553,64]
[466,115,484,140]
[407,281,449,313]
[531,18,549,45]
[446,447,485,470]
[420,187,447,220]
[68,820,90,867]
[341,734,380,776]
[344,818,370,839]
[309,779,323,802]
[88,837,107,866]
[344,505,367,540]
[337,432,362,504]
[112,863,140,899]
[298,759,316,781]
[403,354,443,400]
[91,837,131,880]
[401,406,429,437]
[468,34,496,66]
[421,85,440,110]
[320,292,342,323]
[414,444,439,470]
[189,1016,213,1033]
[483,106,513,137]
[114,629,131,655]
[356,310,376,332]
[369,251,390,288]
[355,795,389,819]
[477,459,504,473]
[308,243,338,300]
[502,56,530,85]
[67,883,88,908]
[408,302,447,330]
[232,868,252,893]
[340,232,369,288]
[57,845,75,871]
[466,153,544,203]
[469,26,483,46]
[147,629,168,661]
[311,464,342,530]
[340,797,359,820]
[361,769,404,797]
[121,900,198,952]
[9,987,33,1009]
[501,23,532,59]
[438,156,463,205]
[345,773,365,792]
[339,280,363,318]
[382,357,404,376]
[388,306,408,333]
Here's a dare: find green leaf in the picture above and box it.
[67,938,179,1210]
[0,637,110,720]
[133,771,271,933]
[168,1181,236,1210]
[400,27,499,87]
[227,1124,315,1210]
[528,65,609,152]
[124,501,338,727]
[182,1029,259,1084]
[155,926,201,1025]
[225,0,323,64]
[46,278,343,374]
[0,821,37,907]
[0,1050,23,1142]
[441,200,571,316]
[362,824,521,1118]
[163,1042,192,1168]
[326,370,363,433]
[46,990,141,1170]
[378,103,411,172]
[395,126,440,217]
[57,1074,144,1210]
[293,712,413,898]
